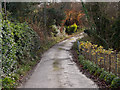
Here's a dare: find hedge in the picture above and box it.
[1,19,41,88]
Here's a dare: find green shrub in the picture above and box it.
[82,60,90,69]
[94,68,103,77]
[86,61,92,68]
[81,60,86,67]
[78,55,85,61]
[110,77,120,88]
[82,60,88,69]
[81,59,98,73]
[87,63,98,74]
[10,73,19,81]
[51,25,58,37]
[71,23,77,32]
[99,71,109,80]
[2,77,16,88]
[104,73,116,84]
[76,45,119,87]
[65,23,77,35]
[78,55,98,73]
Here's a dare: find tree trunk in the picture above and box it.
[0,1,2,89]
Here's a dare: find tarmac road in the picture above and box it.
[19,33,98,88]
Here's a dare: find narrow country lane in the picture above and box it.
[19,33,98,88]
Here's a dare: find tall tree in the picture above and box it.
[84,2,120,51]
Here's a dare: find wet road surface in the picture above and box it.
[19,33,98,88]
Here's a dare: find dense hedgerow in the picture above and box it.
[2,19,40,88]
[0,13,2,89]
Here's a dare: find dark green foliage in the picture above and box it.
[81,60,90,69]
[3,2,37,21]
[78,55,85,63]
[84,2,120,51]
[104,73,116,84]
[99,71,109,80]
[2,19,40,88]
[2,77,16,88]
[2,20,17,75]
[50,25,58,37]
[84,29,109,49]
[84,29,91,36]
[78,56,98,73]
[94,68,103,77]
[82,60,89,69]
[111,16,120,51]
[110,77,120,88]
[77,54,120,87]
[87,62,98,73]
[47,6,65,26]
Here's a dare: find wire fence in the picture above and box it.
[77,41,120,77]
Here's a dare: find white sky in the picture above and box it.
[0,0,119,2]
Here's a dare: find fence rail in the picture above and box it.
[77,41,120,77]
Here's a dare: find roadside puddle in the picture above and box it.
[58,47,63,50]
[53,59,60,71]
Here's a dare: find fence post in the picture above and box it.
[77,41,80,54]
[96,52,98,65]
[115,51,118,75]
[89,48,91,60]
[84,47,85,57]
[84,48,86,58]
[86,49,88,60]
[109,54,111,73]
[104,54,106,70]
[100,53,102,67]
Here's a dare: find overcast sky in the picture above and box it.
[0,0,119,2]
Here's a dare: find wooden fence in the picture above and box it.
[77,41,120,77]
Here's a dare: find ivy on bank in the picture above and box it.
[0,12,2,89]
[2,18,40,88]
